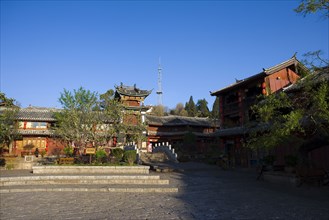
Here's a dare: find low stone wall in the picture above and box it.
[32,165,150,174]
[1,156,37,170]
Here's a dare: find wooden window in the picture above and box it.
[19,121,47,129]
[22,138,46,149]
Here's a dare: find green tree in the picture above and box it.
[121,110,147,147]
[99,89,124,145]
[99,89,115,109]
[0,93,20,155]
[247,75,329,164]
[211,97,220,119]
[179,109,188,117]
[196,99,210,117]
[301,50,329,71]
[0,93,16,107]
[294,0,329,17]
[185,96,197,117]
[248,2,329,164]
[171,103,188,116]
[100,89,146,147]
[294,0,329,72]
[248,1,328,150]
[152,105,165,116]
[54,87,101,150]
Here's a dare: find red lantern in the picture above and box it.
[262,89,266,95]
[262,82,266,88]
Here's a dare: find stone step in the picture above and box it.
[0,185,178,194]
[0,166,179,193]
[0,177,169,186]
[32,165,150,174]
[0,175,160,181]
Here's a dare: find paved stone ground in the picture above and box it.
[1,162,328,220]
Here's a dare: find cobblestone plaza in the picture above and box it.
[1,163,328,220]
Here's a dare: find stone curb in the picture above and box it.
[32,166,151,174]
[0,175,160,181]
[1,179,169,186]
[0,187,179,193]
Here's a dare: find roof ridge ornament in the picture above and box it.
[292,52,297,59]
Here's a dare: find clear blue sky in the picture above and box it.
[1,0,328,110]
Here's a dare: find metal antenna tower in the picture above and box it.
[156,58,163,106]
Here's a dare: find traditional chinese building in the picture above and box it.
[210,56,309,167]
[146,114,219,152]
[115,83,151,109]
[12,106,64,156]
[113,84,152,147]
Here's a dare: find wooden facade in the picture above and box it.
[210,56,308,167]
[11,107,65,156]
[1,84,152,156]
[115,83,152,110]
[114,84,220,151]
[146,115,219,153]
[6,108,219,156]
[212,57,304,129]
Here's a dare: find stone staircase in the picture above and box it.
[0,166,178,193]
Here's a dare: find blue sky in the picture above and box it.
[1,0,328,110]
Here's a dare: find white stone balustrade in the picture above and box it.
[151,142,178,162]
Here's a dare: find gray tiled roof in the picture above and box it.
[213,126,246,137]
[263,57,301,75]
[115,84,152,97]
[148,130,215,137]
[16,106,60,122]
[211,56,307,96]
[146,115,219,127]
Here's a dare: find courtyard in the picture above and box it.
[0,162,328,220]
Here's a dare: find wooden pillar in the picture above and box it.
[238,90,244,125]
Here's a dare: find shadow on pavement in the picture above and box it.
[156,161,329,219]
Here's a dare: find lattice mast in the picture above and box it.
[156,58,163,106]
